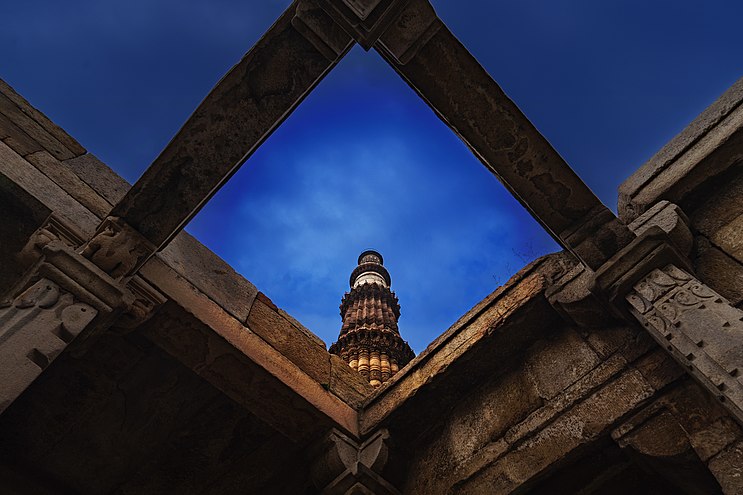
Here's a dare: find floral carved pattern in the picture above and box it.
[626,264,743,424]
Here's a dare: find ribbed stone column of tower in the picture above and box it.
[329,250,415,387]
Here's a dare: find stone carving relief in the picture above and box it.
[0,215,165,413]
[310,429,400,495]
[627,265,743,424]
[81,216,155,280]
[0,278,97,412]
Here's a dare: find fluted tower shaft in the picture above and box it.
[329,250,414,387]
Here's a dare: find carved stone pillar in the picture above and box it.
[310,429,400,495]
[0,215,164,414]
[625,265,743,423]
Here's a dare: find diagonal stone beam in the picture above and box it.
[110,1,354,254]
[375,0,633,270]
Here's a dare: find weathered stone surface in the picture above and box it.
[247,292,331,386]
[26,150,111,218]
[626,265,743,424]
[689,170,743,239]
[329,354,374,409]
[378,23,632,269]
[63,153,130,205]
[694,236,743,306]
[0,78,85,157]
[111,4,352,249]
[0,141,98,236]
[0,279,97,413]
[453,370,654,494]
[159,231,260,324]
[709,440,743,495]
[712,212,743,264]
[0,92,76,160]
[525,326,600,400]
[139,257,359,439]
[0,111,43,156]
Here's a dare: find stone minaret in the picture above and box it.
[329,250,415,387]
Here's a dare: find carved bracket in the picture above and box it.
[547,200,694,327]
[81,216,156,281]
[310,429,400,495]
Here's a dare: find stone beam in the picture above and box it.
[110,1,354,256]
[375,0,633,270]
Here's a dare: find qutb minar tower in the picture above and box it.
[329,250,415,387]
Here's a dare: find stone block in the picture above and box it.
[455,370,654,494]
[690,171,743,237]
[159,231,259,324]
[0,92,75,160]
[0,141,99,236]
[712,213,743,264]
[694,236,743,306]
[0,78,85,156]
[708,440,743,494]
[525,326,600,400]
[0,111,43,156]
[329,354,374,409]
[247,293,331,386]
[689,417,742,462]
[26,151,112,218]
[619,77,743,221]
[63,153,130,205]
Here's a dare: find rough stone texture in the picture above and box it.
[0,141,99,236]
[451,371,655,495]
[709,440,743,494]
[0,91,78,161]
[712,212,743,264]
[158,231,260,324]
[689,168,743,238]
[247,292,331,387]
[0,9,741,494]
[525,325,600,400]
[0,78,85,157]
[63,153,130,204]
[694,236,743,306]
[25,151,112,218]
[329,354,375,409]
[626,265,743,423]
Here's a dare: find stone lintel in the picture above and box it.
[376,18,632,269]
[110,4,350,252]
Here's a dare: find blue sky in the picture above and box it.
[2,1,741,352]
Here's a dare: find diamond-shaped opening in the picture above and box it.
[187,45,557,353]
